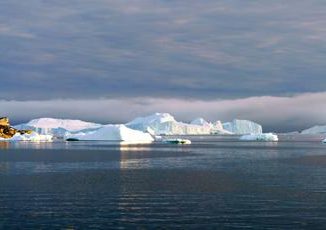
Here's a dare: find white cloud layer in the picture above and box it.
[1,92,326,132]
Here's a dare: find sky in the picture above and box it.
[0,0,326,131]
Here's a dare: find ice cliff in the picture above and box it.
[223,119,262,134]
[126,113,212,135]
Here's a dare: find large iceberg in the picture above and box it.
[0,132,53,142]
[65,124,154,144]
[15,118,102,138]
[190,118,211,127]
[223,119,262,134]
[126,113,212,135]
[301,125,326,134]
[239,133,278,142]
[190,118,232,134]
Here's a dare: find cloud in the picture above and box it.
[0,0,326,100]
[2,92,326,132]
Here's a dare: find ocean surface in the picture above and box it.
[0,135,326,229]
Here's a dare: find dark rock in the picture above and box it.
[0,117,33,139]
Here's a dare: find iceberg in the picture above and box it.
[190,118,211,127]
[239,133,278,142]
[15,118,102,138]
[323,138,326,143]
[223,119,262,134]
[65,124,154,144]
[301,125,326,134]
[0,132,53,142]
[126,113,211,135]
[190,118,232,134]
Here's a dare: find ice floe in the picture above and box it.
[239,133,278,142]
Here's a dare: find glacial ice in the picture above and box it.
[12,113,265,139]
[239,133,278,142]
[223,119,262,134]
[15,118,102,138]
[0,132,53,142]
[190,118,232,134]
[190,118,211,127]
[126,113,212,135]
[65,124,154,144]
[301,125,326,134]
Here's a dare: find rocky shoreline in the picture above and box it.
[0,117,32,139]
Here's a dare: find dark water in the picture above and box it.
[0,136,326,229]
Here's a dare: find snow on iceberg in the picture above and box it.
[126,113,212,135]
[190,118,211,127]
[65,124,154,144]
[15,118,102,138]
[0,132,53,142]
[239,133,278,142]
[191,118,232,134]
[223,119,262,134]
[301,125,326,134]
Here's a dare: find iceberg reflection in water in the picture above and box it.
[0,135,326,229]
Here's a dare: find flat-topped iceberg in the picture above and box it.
[301,125,326,134]
[126,113,212,135]
[0,132,53,142]
[223,119,262,134]
[65,124,154,144]
[15,118,102,138]
[239,133,278,142]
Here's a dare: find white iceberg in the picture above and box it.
[0,132,53,142]
[223,119,262,134]
[15,118,102,138]
[191,118,232,134]
[239,133,278,142]
[190,118,211,127]
[301,125,326,134]
[65,124,154,144]
[126,113,212,135]
[322,138,326,143]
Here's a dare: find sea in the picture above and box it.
[0,134,326,229]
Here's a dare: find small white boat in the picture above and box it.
[163,139,191,144]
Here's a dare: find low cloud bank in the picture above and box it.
[1,92,326,132]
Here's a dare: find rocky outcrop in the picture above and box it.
[0,117,33,139]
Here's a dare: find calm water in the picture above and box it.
[0,135,326,229]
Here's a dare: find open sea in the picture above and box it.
[1,134,326,229]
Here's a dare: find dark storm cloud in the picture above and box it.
[0,0,326,100]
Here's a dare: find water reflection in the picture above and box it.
[0,142,10,149]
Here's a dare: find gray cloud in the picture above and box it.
[2,92,326,132]
[0,0,326,100]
